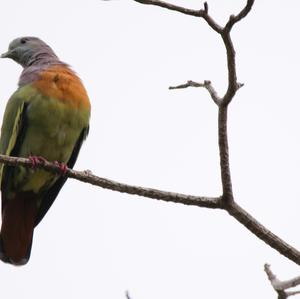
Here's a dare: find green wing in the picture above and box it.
[0,92,26,159]
[0,89,29,197]
[0,86,37,158]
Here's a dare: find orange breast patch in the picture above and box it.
[32,65,91,109]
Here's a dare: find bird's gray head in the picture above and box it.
[1,37,59,67]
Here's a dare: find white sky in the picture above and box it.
[0,0,300,298]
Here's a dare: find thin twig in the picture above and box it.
[225,0,255,31]
[169,80,206,90]
[125,291,131,299]
[169,80,221,105]
[133,0,204,17]
[286,290,300,297]
[265,264,300,291]
[264,264,300,298]
[131,1,222,33]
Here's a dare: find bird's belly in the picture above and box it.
[23,101,80,161]
[15,97,84,193]
[22,123,77,162]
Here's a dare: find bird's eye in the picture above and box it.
[20,38,27,44]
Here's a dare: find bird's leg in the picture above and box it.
[28,155,47,169]
[54,161,68,176]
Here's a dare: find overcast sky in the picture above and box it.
[0,0,300,298]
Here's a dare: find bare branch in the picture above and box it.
[215,2,255,201]
[131,0,254,35]
[220,0,254,106]
[225,0,255,32]
[0,154,220,209]
[264,264,300,298]
[286,290,300,297]
[169,80,206,90]
[132,0,203,17]
[265,264,280,286]
[265,264,300,291]
[281,277,300,290]
[218,106,233,201]
[128,0,250,106]
[2,153,300,265]
[203,2,208,14]
[169,80,221,105]
[225,202,300,265]
[131,0,222,33]
[142,2,252,204]
[104,0,300,269]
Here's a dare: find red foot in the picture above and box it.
[28,156,47,169]
[54,161,68,175]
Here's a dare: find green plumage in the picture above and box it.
[0,85,89,195]
[0,36,91,265]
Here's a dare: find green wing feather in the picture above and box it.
[0,91,26,180]
[0,88,31,203]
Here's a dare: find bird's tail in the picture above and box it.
[0,193,37,265]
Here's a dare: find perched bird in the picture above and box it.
[0,37,91,265]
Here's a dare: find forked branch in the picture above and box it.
[265,264,300,298]
[0,0,295,269]
[126,0,300,265]
[2,152,300,265]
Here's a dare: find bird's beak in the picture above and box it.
[1,50,12,58]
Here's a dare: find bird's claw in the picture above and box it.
[54,161,68,175]
[29,155,47,169]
